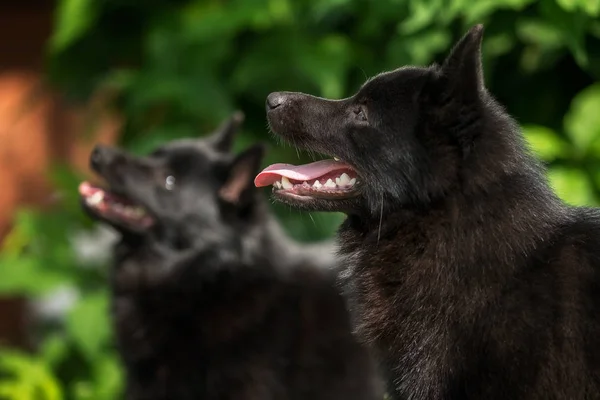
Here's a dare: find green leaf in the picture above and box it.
[556,0,600,16]
[0,206,81,296]
[547,166,597,205]
[69,353,123,400]
[583,0,600,16]
[265,0,293,25]
[298,35,352,99]
[91,354,124,400]
[39,335,70,368]
[0,255,71,296]
[523,124,570,161]
[50,0,98,53]
[517,18,568,71]
[462,0,535,23]
[1,210,40,256]
[66,291,111,361]
[405,30,452,65]
[564,83,600,156]
[539,0,589,66]
[0,349,63,400]
[386,29,452,68]
[181,0,270,41]
[483,32,515,58]
[517,19,564,48]
[400,0,444,35]
[311,0,353,22]
[556,0,578,12]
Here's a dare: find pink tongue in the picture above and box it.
[254,160,350,187]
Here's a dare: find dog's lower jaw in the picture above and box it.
[272,191,364,214]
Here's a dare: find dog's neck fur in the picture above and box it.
[338,122,569,350]
[117,197,338,278]
[336,138,571,399]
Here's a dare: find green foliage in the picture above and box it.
[522,83,600,205]
[564,83,600,155]
[0,0,599,398]
[0,350,63,400]
[66,292,111,362]
[50,0,99,53]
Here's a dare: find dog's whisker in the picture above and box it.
[290,133,300,159]
[377,194,383,246]
[308,213,316,226]
[359,67,368,81]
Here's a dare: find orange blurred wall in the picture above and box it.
[0,1,121,348]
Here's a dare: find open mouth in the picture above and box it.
[254,159,360,199]
[79,181,154,230]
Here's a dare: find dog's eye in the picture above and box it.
[353,107,367,122]
[165,175,176,191]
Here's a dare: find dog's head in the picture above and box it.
[79,112,266,249]
[257,25,520,215]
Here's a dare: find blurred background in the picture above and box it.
[0,0,598,398]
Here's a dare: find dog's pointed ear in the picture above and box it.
[218,144,266,206]
[441,24,485,99]
[207,111,245,152]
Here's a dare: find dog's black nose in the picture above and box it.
[90,145,104,169]
[90,144,115,171]
[266,92,287,110]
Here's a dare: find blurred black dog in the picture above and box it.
[259,25,600,399]
[79,113,381,400]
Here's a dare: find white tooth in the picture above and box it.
[274,181,282,189]
[313,180,322,188]
[349,178,356,186]
[324,179,336,188]
[335,177,341,186]
[339,173,350,186]
[88,191,104,205]
[334,157,340,161]
[303,181,308,186]
[281,177,293,189]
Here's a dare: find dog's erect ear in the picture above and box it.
[441,24,485,99]
[219,144,266,206]
[207,111,245,152]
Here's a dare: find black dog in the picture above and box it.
[79,113,381,400]
[258,25,600,399]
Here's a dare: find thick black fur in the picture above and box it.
[82,113,382,400]
[265,25,600,399]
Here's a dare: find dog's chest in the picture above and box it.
[338,224,468,397]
